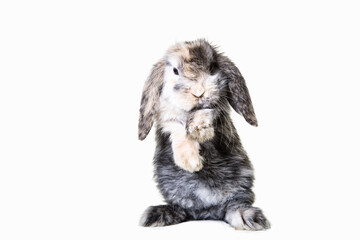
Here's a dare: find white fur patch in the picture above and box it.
[195,186,225,207]
[241,168,254,177]
[225,210,245,230]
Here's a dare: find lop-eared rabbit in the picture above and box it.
[138,39,270,230]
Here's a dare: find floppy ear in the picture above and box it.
[138,60,165,140]
[219,55,258,126]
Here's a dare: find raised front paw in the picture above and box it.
[225,207,271,231]
[172,138,203,172]
[186,109,215,143]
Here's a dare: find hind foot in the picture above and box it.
[140,205,188,227]
[225,207,271,231]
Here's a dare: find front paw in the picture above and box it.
[173,139,203,172]
[186,110,215,143]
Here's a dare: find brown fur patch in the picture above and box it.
[172,137,203,172]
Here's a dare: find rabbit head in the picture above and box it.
[138,39,257,140]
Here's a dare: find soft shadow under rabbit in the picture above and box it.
[138,39,270,230]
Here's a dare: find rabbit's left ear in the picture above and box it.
[138,60,165,140]
[219,55,258,126]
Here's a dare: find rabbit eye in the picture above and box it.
[173,67,179,75]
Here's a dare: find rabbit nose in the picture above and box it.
[191,88,205,98]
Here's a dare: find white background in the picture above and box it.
[1,0,359,239]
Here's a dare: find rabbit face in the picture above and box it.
[138,39,257,140]
[161,42,223,112]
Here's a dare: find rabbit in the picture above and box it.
[138,39,270,230]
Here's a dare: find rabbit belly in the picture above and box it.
[158,173,234,210]
[154,130,254,211]
[193,185,232,207]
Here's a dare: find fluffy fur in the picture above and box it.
[138,39,270,230]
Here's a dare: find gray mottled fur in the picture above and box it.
[138,39,270,230]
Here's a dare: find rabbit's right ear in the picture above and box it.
[138,60,165,140]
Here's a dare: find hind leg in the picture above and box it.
[140,205,188,227]
[224,206,271,230]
